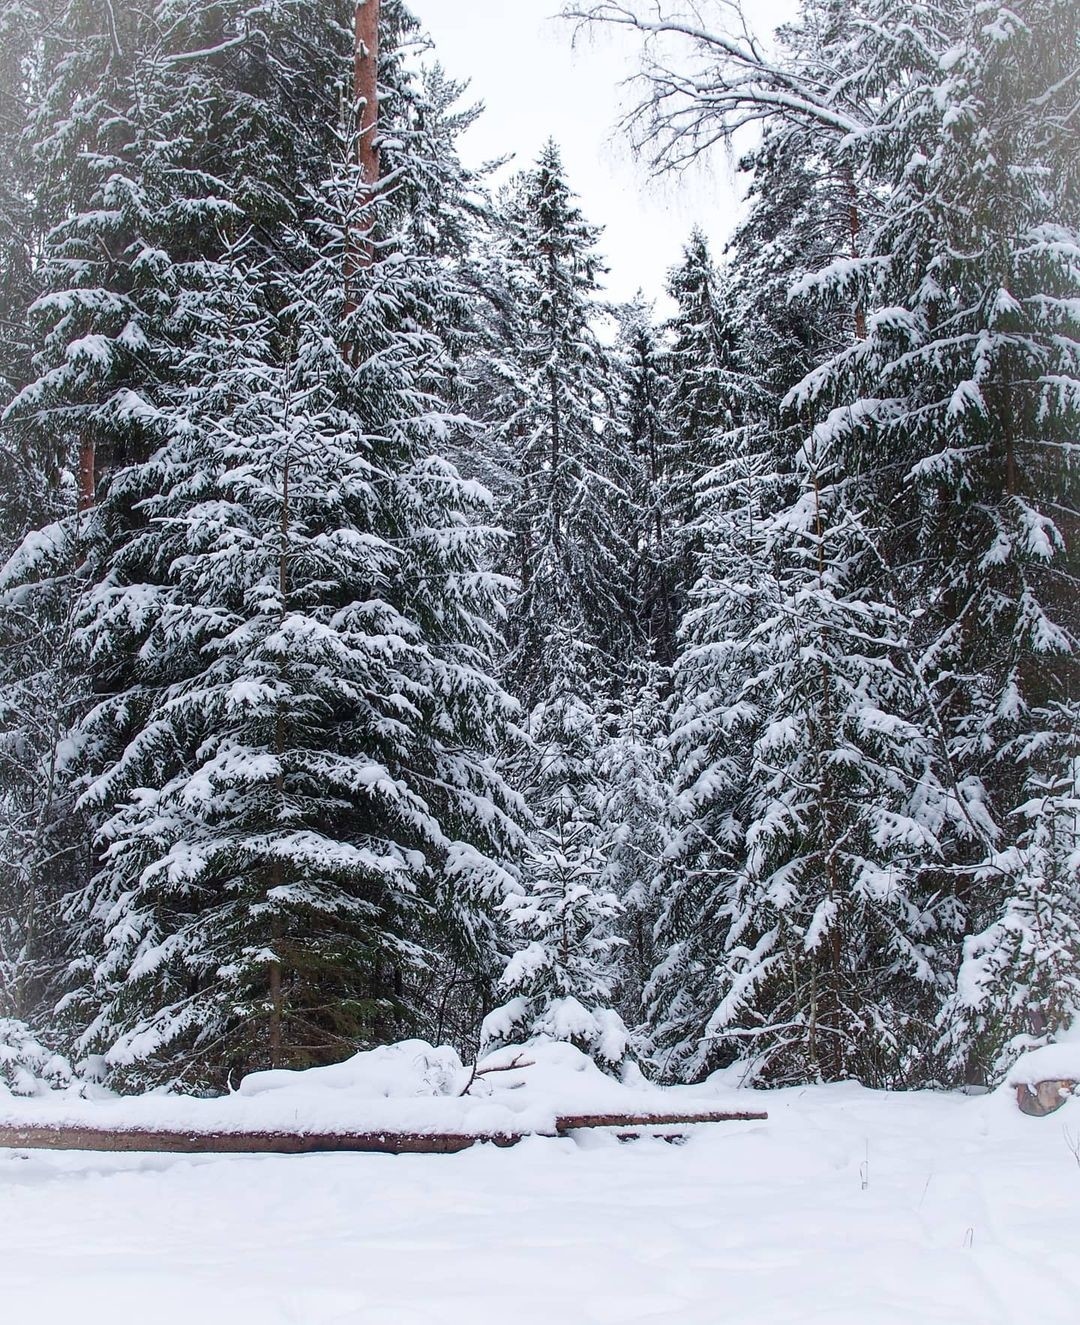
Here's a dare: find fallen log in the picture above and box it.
[0,1109,766,1155]
[555,1110,767,1130]
[0,1124,523,1155]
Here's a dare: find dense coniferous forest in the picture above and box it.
[0,0,1076,1096]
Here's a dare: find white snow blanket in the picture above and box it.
[1,1072,1076,1325]
[1006,1039,1080,1087]
[0,1040,733,1139]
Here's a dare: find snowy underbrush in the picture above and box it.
[0,1018,75,1098]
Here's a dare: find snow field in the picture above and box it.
[3,1083,1077,1325]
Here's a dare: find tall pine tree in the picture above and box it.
[481,143,635,1068]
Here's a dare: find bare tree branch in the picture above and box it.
[564,0,868,176]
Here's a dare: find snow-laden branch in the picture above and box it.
[160,34,248,67]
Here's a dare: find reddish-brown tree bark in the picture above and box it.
[78,434,95,511]
[355,0,380,190]
[344,1,381,338]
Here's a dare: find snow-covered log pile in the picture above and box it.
[0,1041,765,1153]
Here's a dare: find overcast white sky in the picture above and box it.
[407,0,798,307]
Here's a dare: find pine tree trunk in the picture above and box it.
[355,1,380,189]
[344,1,380,343]
[842,166,867,342]
[78,433,95,510]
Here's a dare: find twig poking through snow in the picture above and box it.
[458,1053,536,1097]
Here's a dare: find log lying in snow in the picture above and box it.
[0,1110,766,1155]
[0,1124,520,1155]
[554,1110,768,1130]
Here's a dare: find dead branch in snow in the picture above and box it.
[457,1053,536,1096]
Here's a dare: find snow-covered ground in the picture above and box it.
[3,1073,1077,1324]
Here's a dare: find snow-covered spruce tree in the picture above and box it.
[62,89,523,1090]
[645,128,860,1085]
[642,171,820,1079]
[479,143,636,1068]
[3,1,521,1086]
[483,626,628,1072]
[773,0,1079,1081]
[19,0,351,500]
[615,296,680,666]
[376,9,491,423]
[0,518,85,1027]
[625,2,967,1087]
[0,0,47,537]
[494,141,639,698]
[0,2,76,1027]
[876,0,1077,1079]
[694,430,969,1085]
[643,404,779,1082]
[666,230,742,456]
[597,663,668,1028]
[0,0,357,1069]
[663,229,747,597]
[651,360,969,1085]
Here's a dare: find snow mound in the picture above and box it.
[481,996,629,1072]
[238,1040,465,1101]
[1007,1040,1080,1088]
[238,1038,702,1123]
[471,1039,643,1106]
